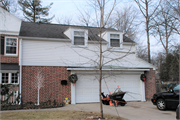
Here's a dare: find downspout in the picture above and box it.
[19,38,22,104]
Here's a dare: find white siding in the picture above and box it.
[0,7,21,35]
[22,39,155,69]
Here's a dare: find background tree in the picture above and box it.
[151,0,175,56]
[134,0,161,63]
[55,15,73,25]
[0,0,17,13]
[34,71,44,105]
[165,0,180,35]
[160,47,179,82]
[113,5,139,41]
[18,0,54,23]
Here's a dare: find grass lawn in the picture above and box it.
[1,110,127,119]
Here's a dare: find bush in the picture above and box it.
[1,100,65,111]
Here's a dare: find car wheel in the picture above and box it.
[157,99,166,110]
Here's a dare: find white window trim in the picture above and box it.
[0,73,19,84]
[71,29,88,47]
[107,32,123,50]
[4,36,18,56]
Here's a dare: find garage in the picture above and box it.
[72,70,145,104]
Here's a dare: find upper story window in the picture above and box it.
[110,34,120,47]
[74,31,85,45]
[5,37,18,56]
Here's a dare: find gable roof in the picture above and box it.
[19,21,135,43]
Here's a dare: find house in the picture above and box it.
[0,7,22,92]
[0,8,156,105]
[18,21,156,104]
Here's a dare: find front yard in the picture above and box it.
[1,110,126,120]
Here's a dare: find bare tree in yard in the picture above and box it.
[34,71,44,105]
[134,0,161,63]
[89,0,117,118]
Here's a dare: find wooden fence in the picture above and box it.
[1,91,19,104]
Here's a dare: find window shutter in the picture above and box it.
[1,36,4,55]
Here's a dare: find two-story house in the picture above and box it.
[0,7,156,104]
[18,21,156,104]
[0,7,22,92]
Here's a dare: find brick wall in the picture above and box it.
[145,68,156,100]
[21,66,71,104]
[0,34,19,63]
[0,55,19,63]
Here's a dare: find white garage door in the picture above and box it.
[75,73,142,103]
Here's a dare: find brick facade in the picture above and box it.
[145,69,156,100]
[21,66,71,104]
[0,55,19,63]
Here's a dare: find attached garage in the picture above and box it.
[69,68,147,104]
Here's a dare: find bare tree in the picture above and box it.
[77,9,92,26]
[136,45,148,62]
[164,0,180,35]
[55,15,73,25]
[34,71,44,105]
[114,5,139,41]
[151,1,175,56]
[134,0,161,63]
[0,0,17,13]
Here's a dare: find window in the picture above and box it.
[5,37,18,55]
[1,73,19,84]
[110,34,120,47]
[2,73,8,83]
[11,73,18,83]
[74,31,85,45]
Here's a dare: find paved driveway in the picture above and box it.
[1,101,176,120]
[60,101,176,120]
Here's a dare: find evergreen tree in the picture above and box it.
[160,49,179,81]
[18,0,54,23]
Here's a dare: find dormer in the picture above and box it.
[101,31,123,50]
[64,27,88,47]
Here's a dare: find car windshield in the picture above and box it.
[173,84,180,92]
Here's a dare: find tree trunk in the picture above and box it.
[145,0,151,63]
[38,88,39,105]
[99,24,103,119]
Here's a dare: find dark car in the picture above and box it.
[151,84,179,110]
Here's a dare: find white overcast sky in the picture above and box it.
[12,0,179,56]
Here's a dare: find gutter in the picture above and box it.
[19,38,22,104]
[18,36,71,42]
[67,68,150,71]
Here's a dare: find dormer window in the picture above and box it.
[110,34,120,47]
[74,31,85,45]
[5,37,18,56]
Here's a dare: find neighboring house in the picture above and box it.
[0,8,156,105]
[0,7,22,92]
[19,21,156,104]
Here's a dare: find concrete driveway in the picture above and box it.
[61,101,176,120]
[1,101,176,120]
